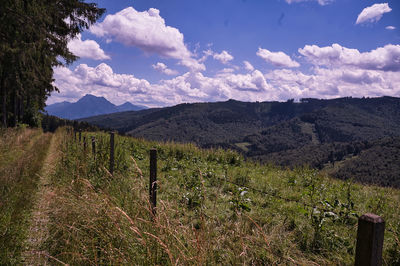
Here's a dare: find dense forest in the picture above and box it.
[0,0,104,127]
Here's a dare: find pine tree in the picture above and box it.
[0,0,105,127]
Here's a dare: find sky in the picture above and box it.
[49,0,400,107]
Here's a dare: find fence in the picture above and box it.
[71,128,386,265]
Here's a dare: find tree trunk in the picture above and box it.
[17,96,22,123]
[20,95,24,122]
[1,73,6,128]
[13,90,17,127]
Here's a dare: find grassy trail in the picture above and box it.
[0,129,52,265]
[22,133,62,265]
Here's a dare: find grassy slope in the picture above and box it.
[80,97,400,189]
[0,128,52,264]
[42,129,400,265]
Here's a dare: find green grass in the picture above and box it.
[235,142,251,152]
[40,128,400,265]
[0,128,52,265]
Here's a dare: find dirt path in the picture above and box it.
[22,134,62,265]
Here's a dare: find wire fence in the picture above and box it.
[66,127,392,264]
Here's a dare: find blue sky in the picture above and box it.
[50,0,400,107]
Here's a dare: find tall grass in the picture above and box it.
[42,128,400,265]
[0,128,52,264]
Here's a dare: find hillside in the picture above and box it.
[1,127,399,264]
[81,96,400,188]
[45,94,147,119]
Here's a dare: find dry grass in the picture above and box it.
[34,129,400,265]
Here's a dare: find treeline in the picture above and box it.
[0,0,105,127]
[41,114,100,133]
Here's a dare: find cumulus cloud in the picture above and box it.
[152,62,178,76]
[243,61,255,71]
[356,3,392,25]
[213,50,234,64]
[218,68,235,73]
[51,63,276,106]
[223,70,271,92]
[67,34,110,60]
[285,0,334,6]
[179,57,205,71]
[51,44,400,108]
[257,48,300,68]
[386,26,396,30]
[298,43,400,71]
[90,7,204,71]
[199,49,214,63]
[289,43,400,99]
[52,63,157,105]
[265,67,400,100]
[340,69,383,85]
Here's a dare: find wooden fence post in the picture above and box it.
[109,132,115,175]
[149,149,157,215]
[355,213,385,266]
[91,136,96,158]
[74,130,76,142]
[79,130,82,142]
[83,136,87,151]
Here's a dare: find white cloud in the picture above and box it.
[90,7,204,71]
[152,62,178,76]
[340,69,383,85]
[218,68,235,73]
[52,63,156,105]
[224,70,271,92]
[67,34,110,60]
[51,45,400,107]
[257,48,300,68]
[265,67,400,100]
[199,49,214,63]
[51,63,275,106]
[298,43,400,71]
[213,50,234,64]
[179,57,205,72]
[356,3,392,25]
[386,26,396,30]
[243,61,255,71]
[285,0,334,6]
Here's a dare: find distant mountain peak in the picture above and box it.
[45,94,147,119]
[116,101,147,112]
[78,94,108,102]
[119,102,134,107]
[79,94,99,99]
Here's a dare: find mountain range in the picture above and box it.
[79,96,400,188]
[45,94,147,119]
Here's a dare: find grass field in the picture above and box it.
[1,127,399,264]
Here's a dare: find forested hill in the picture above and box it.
[81,96,400,187]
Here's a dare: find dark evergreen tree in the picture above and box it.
[0,0,105,127]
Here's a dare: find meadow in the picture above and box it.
[1,127,400,264]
